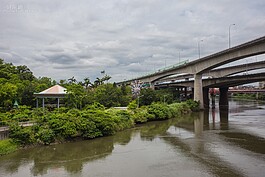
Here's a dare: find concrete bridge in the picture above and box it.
[156,72,265,108]
[118,36,265,109]
[158,60,265,83]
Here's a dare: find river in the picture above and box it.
[0,98,265,177]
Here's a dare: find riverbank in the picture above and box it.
[0,139,18,156]
[231,93,265,100]
[1,100,199,156]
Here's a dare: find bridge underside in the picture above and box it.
[155,72,265,109]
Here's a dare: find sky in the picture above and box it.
[0,0,265,83]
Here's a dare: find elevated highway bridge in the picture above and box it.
[156,72,265,108]
[118,36,265,109]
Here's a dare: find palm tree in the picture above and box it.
[83,77,91,89]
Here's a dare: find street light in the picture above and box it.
[178,49,183,63]
[179,51,180,63]
[198,40,203,58]
[229,24,235,48]
[137,95,144,108]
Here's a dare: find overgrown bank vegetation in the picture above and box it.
[232,93,265,100]
[0,58,199,155]
[6,101,198,147]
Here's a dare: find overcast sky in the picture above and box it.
[0,0,265,82]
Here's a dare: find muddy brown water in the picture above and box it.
[0,98,265,177]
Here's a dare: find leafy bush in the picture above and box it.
[128,100,137,110]
[0,139,18,156]
[9,124,35,145]
[77,117,102,139]
[106,109,134,130]
[6,100,196,148]
[131,108,154,123]
[185,99,200,111]
[47,113,78,139]
[147,103,172,120]
[35,125,55,145]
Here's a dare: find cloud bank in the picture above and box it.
[1,0,265,82]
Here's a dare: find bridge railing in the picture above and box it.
[127,60,189,82]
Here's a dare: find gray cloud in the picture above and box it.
[0,0,264,82]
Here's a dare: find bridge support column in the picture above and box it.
[194,74,204,109]
[219,87,229,109]
[203,87,209,109]
[220,107,229,130]
[184,87,187,98]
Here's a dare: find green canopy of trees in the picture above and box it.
[0,58,133,111]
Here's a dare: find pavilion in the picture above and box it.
[34,85,67,109]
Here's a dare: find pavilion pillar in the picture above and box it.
[57,98,60,109]
[42,98,45,111]
[36,98,38,108]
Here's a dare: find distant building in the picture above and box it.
[259,81,265,89]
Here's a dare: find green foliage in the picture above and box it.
[93,83,123,108]
[0,139,18,156]
[128,100,137,110]
[147,103,172,120]
[5,99,195,150]
[9,124,35,145]
[35,125,55,145]
[131,108,154,123]
[185,99,200,111]
[0,82,18,109]
[169,102,191,116]
[65,84,87,109]
[139,88,159,106]
[84,102,105,110]
[0,59,57,108]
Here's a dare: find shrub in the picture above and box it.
[9,123,35,145]
[35,125,55,145]
[185,99,200,111]
[0,139,18,156]
[106,109,134,130]
[77,118,102,139]
[132,108,154,123]
[128,100,137,110]
[147,103,172,120]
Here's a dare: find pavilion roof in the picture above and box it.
[34,85,67,98]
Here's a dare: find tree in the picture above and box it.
[83,77,91,89]
[0,82,18,109]
[16,65,35,81]
[93,83,122,107]
[65,84,86,109]
[68,76,77,84]
[139,88,159,106]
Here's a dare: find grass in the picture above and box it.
[0,139,18,156]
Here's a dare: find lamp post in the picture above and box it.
[229,24,235,48]
[137,95,144,108]
[178,50,182,63]
[198,40,203,58]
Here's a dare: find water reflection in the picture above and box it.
[0,99,265,177]
[220,132,265,154]
[0,129,133,176]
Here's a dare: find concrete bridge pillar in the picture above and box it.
[203,87,209,109]
[194,74,204,109]
[219,87,229,109]
[220,107,229,130]
[184,87,187,98]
